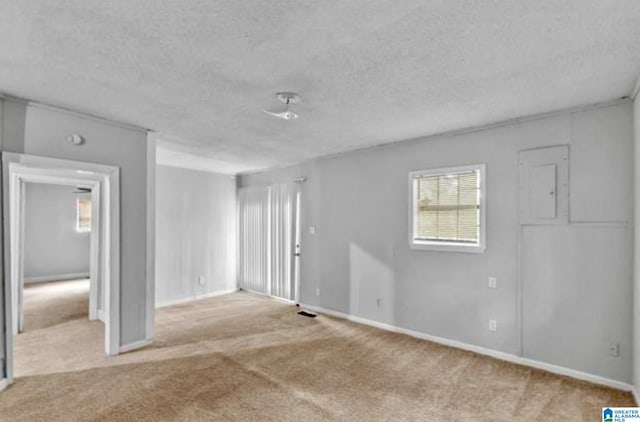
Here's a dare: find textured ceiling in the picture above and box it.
[1,1,640,174]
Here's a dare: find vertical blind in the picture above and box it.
[238,186,270,294]
[415,169,480,243]
[238,182,300,301]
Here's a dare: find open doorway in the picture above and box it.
[23,183,94,329]
[1,153,121,386]
[14,183,97,377]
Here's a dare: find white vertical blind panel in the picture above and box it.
[269,183,299,301]
[239,182,299,301]
[238,186,270,294]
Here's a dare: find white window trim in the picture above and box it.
[408,164,486,253]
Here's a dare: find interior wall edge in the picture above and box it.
[632,96,640,393]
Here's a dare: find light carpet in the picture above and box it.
[0,282,635,421]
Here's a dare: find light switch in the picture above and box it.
[309,226,316,235]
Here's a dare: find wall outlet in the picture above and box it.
[198,276,205,286]
[309,226,316,235]
[489,320,497,332]
[488,277,497,289]
[608,342,620,357]
[315,287,320,296]
[376,298,383,308]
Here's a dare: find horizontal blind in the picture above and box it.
[416,169,479,243]
[76,197,92,232]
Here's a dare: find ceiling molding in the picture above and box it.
[240,97,631,177]
[2,94,149,133]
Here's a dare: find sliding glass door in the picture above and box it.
[238,182,301,302]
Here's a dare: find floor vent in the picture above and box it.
[297,310,317,318]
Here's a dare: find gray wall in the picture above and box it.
[24,183,90,282]
[155,165,236,305]
[634,97,640,391]
[1,98,151,346]
[240,101,634,383]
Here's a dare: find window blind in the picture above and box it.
[415,169,480,244]
[76,197,92,232]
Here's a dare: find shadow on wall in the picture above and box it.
[349,243,396,326]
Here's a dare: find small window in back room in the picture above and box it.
[409,164,485,253]
[76,197,92,232]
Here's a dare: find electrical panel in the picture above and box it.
[518,146,569,225]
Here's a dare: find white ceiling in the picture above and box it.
[1,1,640,174]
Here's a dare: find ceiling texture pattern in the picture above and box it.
[1,1,639,174]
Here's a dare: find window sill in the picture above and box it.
[410,241,485,254]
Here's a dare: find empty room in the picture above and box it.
[0,1,640,421]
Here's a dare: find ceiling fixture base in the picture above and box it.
[276,92,300,104]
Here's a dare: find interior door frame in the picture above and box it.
[1,153,120,386]
[11,175,100,333]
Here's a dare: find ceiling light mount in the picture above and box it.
[275,92,300,105]
[264,92,301,120]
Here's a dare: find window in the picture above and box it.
[76,197,92,232]
[409,164,485,253]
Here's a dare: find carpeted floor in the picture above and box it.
[0,283,635,421]
[21,278,93,333]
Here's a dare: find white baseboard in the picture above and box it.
[240,287,296,305]
[155,288,238,308]
[24,272,90,284]
[300,303,633,392]
[0,378,8,392]
[119,338,153,354]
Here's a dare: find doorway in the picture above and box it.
[238,181,302,303]
[1,153,121,386]
[16,182,97,336]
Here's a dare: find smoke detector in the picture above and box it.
[264,92,300,120]
[66,133,85,145]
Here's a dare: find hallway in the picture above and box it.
[15,278,102,377]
